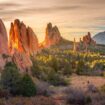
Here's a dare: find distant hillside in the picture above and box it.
[93,31,105,45]
[51,38,73,50]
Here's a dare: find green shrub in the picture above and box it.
[93,62,105,71]
[1,62,37,97]
[4,62,17,69]
[76,60,91,75]
[19,74,36,97]
[62,63,72,75]
[31,60,41,79]
[49,57,59,72]
[102,72,105,77]
[85,96,92,104]
[76,60,85,75]
[1,62,21,95]
[47,70,68,86]
[100,84,105,92]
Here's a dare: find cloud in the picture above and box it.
[0,2,20,10]
[0,4,82,21]
[0,5,82,14]
[0,0,105,41]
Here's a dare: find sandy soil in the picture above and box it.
[70,75,105,91]
[49,75,105,105]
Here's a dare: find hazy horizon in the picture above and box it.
[1,0,105,42]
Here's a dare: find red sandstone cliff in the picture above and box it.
[9,19,39,55]
[0,19,9,69]
[0,19,8,54]
[8,19,39,71]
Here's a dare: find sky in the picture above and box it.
[0,0,105,42]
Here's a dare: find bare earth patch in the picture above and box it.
[70,75,105,92]
[47,75,105,105]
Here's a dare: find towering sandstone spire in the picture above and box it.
[0,19,8,54]
[44,22,62,47]
[9,19,39,72]
[9,19,39,55]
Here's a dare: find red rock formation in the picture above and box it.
[0,19,11,70]
[9,19,39,55]
[12,49,32,73]
[44,23,62,47]
[78,32,96,52]
[83,32,96,46]
[9,19,39,72]
[27,27,38,54]
[0,19,8,54]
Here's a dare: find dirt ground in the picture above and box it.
[70,75,105,91]
[49,75,105,105]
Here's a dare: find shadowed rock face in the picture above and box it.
[44,23,62,47]
[9,19,39,55]
[0,19,10,70]
[0,19,8,54]
[27,27,39,54]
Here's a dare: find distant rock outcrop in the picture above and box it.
[93,31,105,45]
[83,32,96,46]
[0,19,8,54]
[9,19,39,55]
[44,23,62,47]
[78,32,96,52]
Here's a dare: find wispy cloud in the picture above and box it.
[0,5,82,15]
[0,0,105,41]
[0,2,21,10]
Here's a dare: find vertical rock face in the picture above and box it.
[0,19,9,70]
[44,23,62,47]
[9,19,39,72]
[12,49,32,73]
[0,19,8,54]
[27,27,38,54]
[9,19,39,55]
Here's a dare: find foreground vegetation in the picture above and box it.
[0,45,105,105]
[0,62,36,97]
[32,48,105,81]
